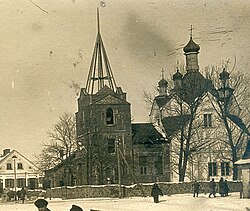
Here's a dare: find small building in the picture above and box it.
[44,150,85,188]
[0,149,43,193]
[236,140,250,198]
[132,123,171,183]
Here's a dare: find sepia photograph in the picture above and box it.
[0,0,249,210]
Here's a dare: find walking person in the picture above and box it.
[239,182,243,199]
[219,177,225,197]
[192,180,200,197]
[208,178,216,198]
[224,180,230,196]
[151,183,163,203]
[19,187,26,204]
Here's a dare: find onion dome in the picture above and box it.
[172,70,183,81]
[219,68,230,80]
[183,37,200,53]
[158,78,168,87]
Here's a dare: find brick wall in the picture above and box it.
[45,181,242,199]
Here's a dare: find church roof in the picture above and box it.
[132,123,165,145]
[158,78,168,87]
[181,71,213,104]
[183,37,200,54]
[227,114,250,136]
[172,70,183,81]
[155,95,172,108]
[162,115,191,137]
[219,68,230,80]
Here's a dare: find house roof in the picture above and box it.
[45,150,85,173]
[0,149,40,172]
[235,158,250,165]
[132,123,166,145]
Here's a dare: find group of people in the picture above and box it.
[208,178,230,198]
[151,179,231,203]
[218,177,230,197]
[192,178,230,198]
[34,198,83,211]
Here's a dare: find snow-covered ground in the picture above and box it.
[0,192,249,211]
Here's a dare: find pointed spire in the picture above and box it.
[85,8,118,95]
[97,7,100,34]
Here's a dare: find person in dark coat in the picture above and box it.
[34,198,51,211]
[208,178,216,198]
[151,183,163,203]
[192,180,200,197]
[70,204,83,211]
[239,182,243,198]
[19,187,26,204]
[224,180,229,196]
[219,177,225,197]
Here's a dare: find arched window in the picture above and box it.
[106,108,114,125]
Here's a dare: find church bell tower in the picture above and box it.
[75,8,133,185]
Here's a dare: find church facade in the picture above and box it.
[44,11,249,187]
[73,9,171,185]
[149,32,249,182]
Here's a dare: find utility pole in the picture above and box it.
[12,155,17,200]
[116,139,121,198]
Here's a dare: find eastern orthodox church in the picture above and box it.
[45,10,249,187]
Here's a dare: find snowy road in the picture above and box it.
[0,192,249,211]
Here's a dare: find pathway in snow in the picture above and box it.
[0,192,249,211]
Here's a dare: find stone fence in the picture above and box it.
[45,181,242,199]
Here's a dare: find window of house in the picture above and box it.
[204,114,212,127]
[221,162,230,176]
[6,163,12,170]
[107,138,115,153]
[154,156,163,175]
[208,162,217,176]
[5,179,14,188]
[139,156,148,175]
[17,163,23,170]
[106,108,114,125]
[17,178,26,188]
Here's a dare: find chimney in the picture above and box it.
[3,149,11,156]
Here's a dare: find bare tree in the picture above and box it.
[205,65,250,180]
[35,113,77,171]
[145,62,249,181]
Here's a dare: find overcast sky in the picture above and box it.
[0,0,249,160]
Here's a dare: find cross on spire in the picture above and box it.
[176,60,179,69]
[225,59,230,69]
[188,25,194,37]
[161,67,165,79]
